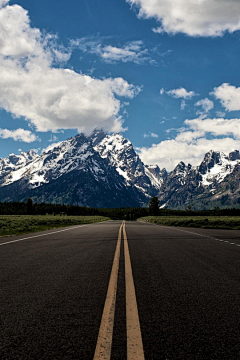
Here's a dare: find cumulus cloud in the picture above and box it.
[161,87,196,110]
[162,87,196,99]
[0,1,140,136]
[138,117,240,170]
[126,0,240,37]
[195,98,214,117]
[185,117,240,139]
[0,128,38,142]
[213,83,240,111]
[72,38,155,65]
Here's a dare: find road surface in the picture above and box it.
[1,220,240,359]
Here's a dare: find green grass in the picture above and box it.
[0,215,110,237]
[138,216,240,230]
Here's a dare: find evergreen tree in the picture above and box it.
[26,198,33,215]
[149,196,160,216]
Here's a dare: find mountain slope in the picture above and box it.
[92,130,165,196]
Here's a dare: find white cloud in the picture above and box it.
[0,3,41,58]
[72,38,154,64]
[126,0,240,37]
[164,87,196,99]
[0,128,38,142]
[143,132,159,138]
[0,1,141,136]
[213,83,240,111]
[161,87,196,110]
[195,98,214,117]
[138,137,240,170]
[185,117,240,139]
[137,116,240,170]
[174,130,205,142]
[101,42,150,64]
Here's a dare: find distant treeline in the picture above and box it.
[0,200,149,220]
[0,200,240,219]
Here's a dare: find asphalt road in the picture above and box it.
[1,220,240,359]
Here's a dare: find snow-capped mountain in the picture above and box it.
[157,150,240,209]
[0,150,38,184]
[0,130,240,209]
[199,150,240,188]
[92,131,165,195]
[0,131,162,207]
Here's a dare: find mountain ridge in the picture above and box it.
[0,130,240,209]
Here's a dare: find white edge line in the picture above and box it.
[146,222,221,241]
[143,221,240,246]
[0,221,108,247]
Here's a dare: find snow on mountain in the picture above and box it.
[0,132,151,207]
[1,135,97,188]
[145,165,167,189]
[157,150,240,209]
[92,130,165,195]
[0,150,38,173]
[1,130,240,209]
[0,150,38,185]
[0,130,165,201]
[199,150,240,189]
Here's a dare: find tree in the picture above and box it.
[26,198,33,215]
[149,196,160,216]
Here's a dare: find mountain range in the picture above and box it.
[0,130,240,209]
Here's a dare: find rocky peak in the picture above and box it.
[173,161,186,174]
[145,165,167,180]
[199,151,223,174]
[93,132,164,194]
[145,164,161,176]
[88,129,106,146]
[160,168,168,178]
[229,150,240,161]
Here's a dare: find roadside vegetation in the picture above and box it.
[0,215,110,237]
[138,216,240,230]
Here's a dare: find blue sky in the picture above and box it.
[1,0,240,170]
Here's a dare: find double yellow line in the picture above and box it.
[93,221,145,360]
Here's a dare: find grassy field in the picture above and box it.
[0,215,110,237]
[138,216,240,230]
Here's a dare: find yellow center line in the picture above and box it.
[123,221,145,360]
[93,221,123,360]
[93,221,145,359]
